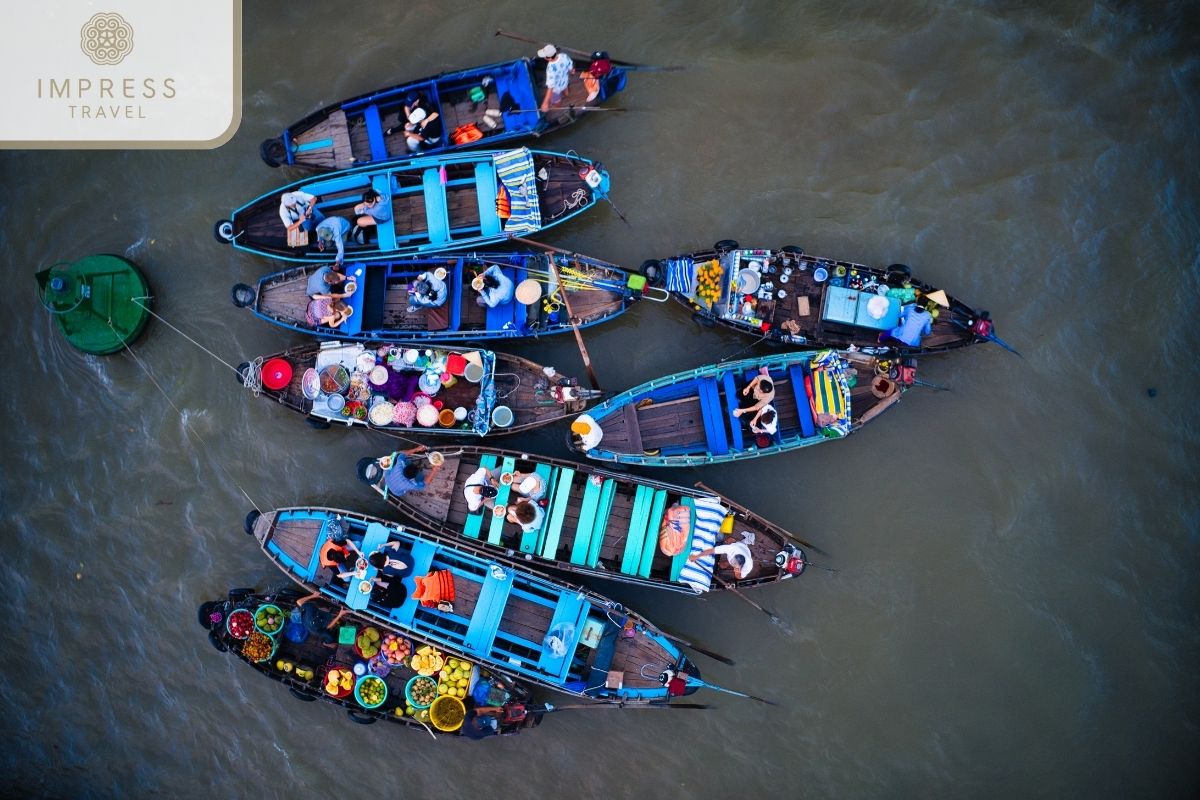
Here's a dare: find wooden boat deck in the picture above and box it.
[534,154,598,223]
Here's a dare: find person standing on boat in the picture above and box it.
[365,446,441,497]
[407,270,448,312]
[537,44,575,111]
[352,189,391,239]
[315,216,353,266]
[472,265,515,308]
[279,190,324,235]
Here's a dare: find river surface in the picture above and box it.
[1,2,1197,798]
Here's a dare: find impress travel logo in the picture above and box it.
[0,1,241,148]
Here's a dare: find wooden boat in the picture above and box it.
[647,242,999,355]
[259,57,629,170]
[359,445,808,594]
[567,350,911,467]
[238,340,598,438]
[230,250,663,343]
[199,587,547,738]
[249,506,703,703]
[215,148,610,262]
[35,255,151,355]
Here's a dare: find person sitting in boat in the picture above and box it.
[403,107,444,153]
[883,303,933,347]
[537,44,574,112]
[367,540,411,575]
[306,296,353,329]
[507,498,545,535]
[292,593,348,646]
[366,446,441,497]
[688,532,755,580]
[748,405,778,448]
[569,415,604,451]
[472,265,515,308]
[461,706,506,740]
[279,190,323,234]
[463,466,500,513]
[509,469,546,502]
[407,271,448,313]
[386,92,432,136]
[352,189,391,241]
[306,263,349,298]
[369,575,409,609]
[315,216,353,266]
[733,368,775,419]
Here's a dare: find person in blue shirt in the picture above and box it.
[306,263,351,297]
[886,303,933,346]
[315,216,352,266]
[364,446,442,497]
[472,265,515,308]
[408,270,448,312]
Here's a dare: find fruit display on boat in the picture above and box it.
[254,604,283,635]
[409,644,444,676]
[355,675,387,709]
[226,609,254,640]
[293,665,315,681]
[380,634,412,665]
[429,694,466,732]
[242,631,274,662]
[354,626,381,658]
[406,675,438,708]
[325,667,354,697]
[274,658,295,674]
[695,260,724,306]
[437,657,473,699]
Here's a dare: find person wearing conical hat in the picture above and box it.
[570,414,603,451]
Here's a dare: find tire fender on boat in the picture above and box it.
[885,264,911,286]
[691,311,716,328]
[231,284,256,308]
[236,362,251,386]
[346,710,377,725]
[714,240,739,253]
[289,687,317,702]
[260,138,286,168]
[305,416,331,430]
[214,219,235,244]
[243,510,261,536]
[639,259,664,287]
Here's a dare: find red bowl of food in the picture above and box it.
[324,666,356,698]
[226,609,254,640]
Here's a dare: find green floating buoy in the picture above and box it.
[36,255,151,355]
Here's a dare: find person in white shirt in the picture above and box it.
[688,532,756,580]
[279,190,323,234]
[463,466,499,513]
[537,44,575,111]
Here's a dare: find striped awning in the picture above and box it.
[494,148,542,236]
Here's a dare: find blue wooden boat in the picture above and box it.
[644,241,1000,355]
[361,446,808,594]
[230,250,663,343]
[566,350,912,467]
[238,340,600,438]
[249,507,702,703]
[259,57,628,171]
[214,148,610,262]
[199,587,548,737]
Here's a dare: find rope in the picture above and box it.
[130,297,244,377]
[106,319,267,514]
[717,332,771,363]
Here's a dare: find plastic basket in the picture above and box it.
[405,675,438,709]
[225,608,254,640]
[429,695,466,732]
[354,675,388,709]
[253,604,284,636]
[244,632,278,664]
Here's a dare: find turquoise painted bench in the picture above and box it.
[370,175,398,251]
[475,162,502,238]
[539,467,576,560]
[618,486,654,575]
[462,569,513,652]
[535,592,589,680]
[462,454,499,539]
[637,489,669,578]
[669,497,697,582]
[423,168,450,245]
[569,477,615,566]
[486,456,517,545]
[362,105,388,161]
[518,462,555,554]
[720,371,746,450]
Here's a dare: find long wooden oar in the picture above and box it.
[684,676,778,706]
[693,480,827,556]
[714,575,783,626]
[494,30,685,71]
[538,702,709,712]
[648,626,736,666]
[511,235,601,390]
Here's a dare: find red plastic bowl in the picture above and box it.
[262,358,293,391]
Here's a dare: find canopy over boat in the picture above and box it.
[567,350,911,467]
[217,148,610,262]
[261,56,629,170]
[251,507,700,702]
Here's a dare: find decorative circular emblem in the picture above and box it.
[80,12,134,66]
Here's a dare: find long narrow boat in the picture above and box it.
[230,250,660,343]
[215,148,610,263]
[249,507,702,704]
[238,340,599,438]
[567,350,911,467]
[260,57,628,170]
[199,587,547,738]
[647,242,1000,355]
[358,446,807,594]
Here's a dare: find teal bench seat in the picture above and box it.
[540,467,576,560]
[637,489,669,578]
[475,162,502,238]
[486,456,517,545]
[463,569,513,652]
[423,168,450,245]
[461,454,499,539]
[518,462,555,554]
[668,497,697,582]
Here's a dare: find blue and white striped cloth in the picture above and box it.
[677,496,728,593]
[494,148,542,235]
[665,257,694,294]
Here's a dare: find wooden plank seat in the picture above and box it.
[518,462,556,554]
[720,371,746,450]
[637,489,669,578]
[787,364,817,437]
[462,454,499,539]
[618,486,654,575]
[539,467,576,560]
[697,377,729,456]
[486,456,518,545]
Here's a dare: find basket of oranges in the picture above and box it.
[694,260,724,307]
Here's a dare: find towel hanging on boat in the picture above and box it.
[677,496,727,593]
[493,148,542,235]
[665,257,694,295]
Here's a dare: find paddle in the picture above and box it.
[537,702,709,712]
[647,626,736,666]
[542,106,629,113]
[684,676,778,706]
[510,235,601,390]
[912,378,951,392]
[693,480,827,556]
[494,30,685,71]
[713,575,784,626]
